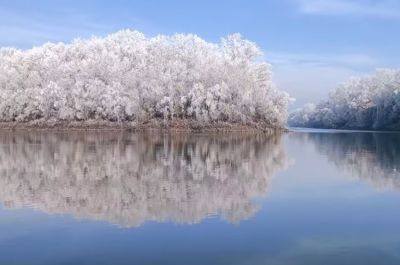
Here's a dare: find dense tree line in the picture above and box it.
[0,30,290,128]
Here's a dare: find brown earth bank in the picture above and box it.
[0,119,288,133]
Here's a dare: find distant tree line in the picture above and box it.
[289,70,400,130]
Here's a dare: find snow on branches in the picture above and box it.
[0,30,290,128]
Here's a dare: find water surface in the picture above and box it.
[0,130,400,265]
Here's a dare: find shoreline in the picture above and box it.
[0,119,288,133]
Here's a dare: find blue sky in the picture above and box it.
[1,0,399,108]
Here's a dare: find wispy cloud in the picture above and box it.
[267,51,376,70]
[0,8,112,48]
[294,0,400,18]
[0,6,157,49]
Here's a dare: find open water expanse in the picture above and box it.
[0,129,399,265]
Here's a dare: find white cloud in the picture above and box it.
[295,0,400,18]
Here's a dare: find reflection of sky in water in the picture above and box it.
[0,131,400,265]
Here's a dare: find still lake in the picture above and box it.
[0,130,399,265]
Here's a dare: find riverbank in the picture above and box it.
[0,119,288,133]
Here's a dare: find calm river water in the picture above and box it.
[0,130,399,265]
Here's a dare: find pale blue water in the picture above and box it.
[0,130,399,265]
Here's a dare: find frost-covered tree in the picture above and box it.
[289,69,400,130]
[0,30,290,128]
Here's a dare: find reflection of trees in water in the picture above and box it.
[295,132,400,190]
[0,132,287,227]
